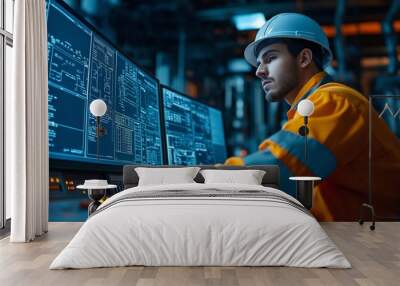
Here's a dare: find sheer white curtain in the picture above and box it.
[7,0,48,242]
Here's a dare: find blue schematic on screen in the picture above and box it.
[46,0,163,165]
[163,88,227,165]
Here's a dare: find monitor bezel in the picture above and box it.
[47,0,165,167]
[160,85,227,165]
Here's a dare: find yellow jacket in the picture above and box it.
[226,72,400,221]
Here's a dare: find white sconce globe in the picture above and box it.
[297,99,315,117]
[90,99,107,117]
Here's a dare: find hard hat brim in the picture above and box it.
[244,36,332,68]
[244,38,270,67]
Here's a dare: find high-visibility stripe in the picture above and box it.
[244,150,296,196]
[269,130,337,178]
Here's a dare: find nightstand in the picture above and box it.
[77,180,117,216]
[289,176,321,210]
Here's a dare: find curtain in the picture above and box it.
[7,0,48,242]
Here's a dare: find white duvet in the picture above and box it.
[50,183,351,269]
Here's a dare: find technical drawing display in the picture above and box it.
[47,0,163,165]
[162,87,227,165]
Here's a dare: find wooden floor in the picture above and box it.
[0,222,399,286]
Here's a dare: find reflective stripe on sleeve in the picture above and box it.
[269,130,337,178]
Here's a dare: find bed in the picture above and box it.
[50,165,350,269]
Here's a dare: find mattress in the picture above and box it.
[50,183,351,269]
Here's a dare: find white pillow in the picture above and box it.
[135,167,201,186]
[200,169,266,185]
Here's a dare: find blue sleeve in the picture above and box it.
[268,130,337,179]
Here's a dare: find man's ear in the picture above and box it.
[297,48,313,68]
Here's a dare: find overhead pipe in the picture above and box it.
[176,26,186,93]
[382,0,400,75]
[334,0,347,77]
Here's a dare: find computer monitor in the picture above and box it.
[162,86,227,165]
[46,0,163,166]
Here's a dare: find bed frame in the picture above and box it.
[123,165,280,189]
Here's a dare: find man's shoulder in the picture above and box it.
[312,81,369,110]
[318,81,363,95]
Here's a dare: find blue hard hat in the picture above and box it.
[244,13,332,68]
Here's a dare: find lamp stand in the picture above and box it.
[95,116,106,160]
[96,117,100,160]
[298,116,309,162]
[304,116,308,162]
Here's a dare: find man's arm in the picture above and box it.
[224,91,367,197]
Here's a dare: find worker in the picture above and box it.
[225,13,400,221]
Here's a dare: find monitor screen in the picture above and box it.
[46,0,163,165]
[162,87,227,165]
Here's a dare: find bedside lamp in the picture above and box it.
[297,99,315,161]
[290,99,318,210]
[89,99,107,160]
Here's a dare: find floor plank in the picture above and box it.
[0,222,399,286]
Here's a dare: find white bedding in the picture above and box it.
[50,183,351,269]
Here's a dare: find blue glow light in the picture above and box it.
[109,0,120,6]
[233,13,266,31]
[81,0,98,15]
[228,59,251,73]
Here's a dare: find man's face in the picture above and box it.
[255,43,299,102]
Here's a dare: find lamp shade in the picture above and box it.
[89,99,107,117]
[297,99,315,117]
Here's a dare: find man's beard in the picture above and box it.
[264,73,299,102]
